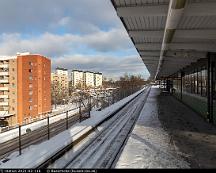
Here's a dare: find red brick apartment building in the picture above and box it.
[0,53,51,126]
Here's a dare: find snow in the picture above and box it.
[0,103,80,144]
[0,87,147,168]
[65,90,148,168]
[115,87,190,168]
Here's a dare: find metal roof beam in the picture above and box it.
[129,30,164,38]
[139,51,160,57]
[185,2,216,16]
[136,43,216,52]
[175,29,216,40]
[168,43,216,52]
[116,5,168,17]
[136,43,161,50]
[131,29,216,40]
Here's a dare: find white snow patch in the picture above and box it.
[0,103,80,144]
[115,88,190,168]
[0,87,147,168]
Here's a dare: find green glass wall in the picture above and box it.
[173,57,216,124]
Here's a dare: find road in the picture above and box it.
[48,88,150,168]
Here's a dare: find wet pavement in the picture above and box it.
[115,86,216,168]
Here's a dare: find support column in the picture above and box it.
[181,72,183,100]
[207,53,213,123]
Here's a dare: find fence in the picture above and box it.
[0,86,144,156]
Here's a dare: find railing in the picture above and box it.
[0,64,9,68]
[0,86,144,133]
[0,72,9,76]
[0,80,9,83]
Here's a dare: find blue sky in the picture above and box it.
[0,0,150,79]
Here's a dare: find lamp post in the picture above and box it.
[47,114,50,140]
[18,124,22,155]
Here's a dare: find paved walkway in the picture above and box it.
[115,86,216,168]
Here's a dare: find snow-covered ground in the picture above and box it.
[0,86,147,168]
[64,88,149,168]
[0,103,80,144]
[115,86,190,168]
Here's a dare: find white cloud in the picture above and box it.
[0,28,132,57]
[0,0,120,34]
[52,54,150,80]
[0,0,150,79]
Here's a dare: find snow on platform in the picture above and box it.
[115,87,190,168]
[0,87,147,168]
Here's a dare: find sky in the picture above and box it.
[0,0,150,80]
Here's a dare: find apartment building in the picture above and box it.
[51,67,69,94]
[0,53,51,126]
[71,70,103,88]
[71,70,84,88]
[94,72,103,87]
[84,71,95,87]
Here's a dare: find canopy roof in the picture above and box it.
[111,0,216,79]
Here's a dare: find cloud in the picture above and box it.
[0,28,132,57]
[0,0,150,79]
[0,0,120,34]
[52,54,150,80]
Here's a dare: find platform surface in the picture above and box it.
[115,86,216,168]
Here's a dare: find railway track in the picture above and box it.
[45,87,150,169]
[0,108,87,161]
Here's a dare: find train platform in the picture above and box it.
[115,86,216,168]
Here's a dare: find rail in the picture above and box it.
[35,86,149,168]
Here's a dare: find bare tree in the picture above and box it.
[51,81,69,108]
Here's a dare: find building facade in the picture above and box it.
[0,53,51,126]
[71,70,84,88]
[84,71,95,88]
[94,72,103,87]
[71,70,103,89]
[51,67,69,94]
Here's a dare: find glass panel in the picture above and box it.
[198,71,202,95]
[201,68,207,97]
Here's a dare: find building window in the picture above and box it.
[29,91,33,95]
[29,76,33,80]
[29,69,33,73]
[29,106,32,110]
[29,62,33,66]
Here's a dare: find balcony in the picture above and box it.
[0,72,9,76]
[0,111,9,115]
[0,87,9,91]
[0,102,9,106]
[0,79,9,83]
[0,64,9,68]
[0,95,9,98]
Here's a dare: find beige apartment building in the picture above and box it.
[84,71,95,88]
[71,70,103,89]
[94,72,103,87]
[0,53,51,127]
[51,67,69,94]
[71,70,84,88]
